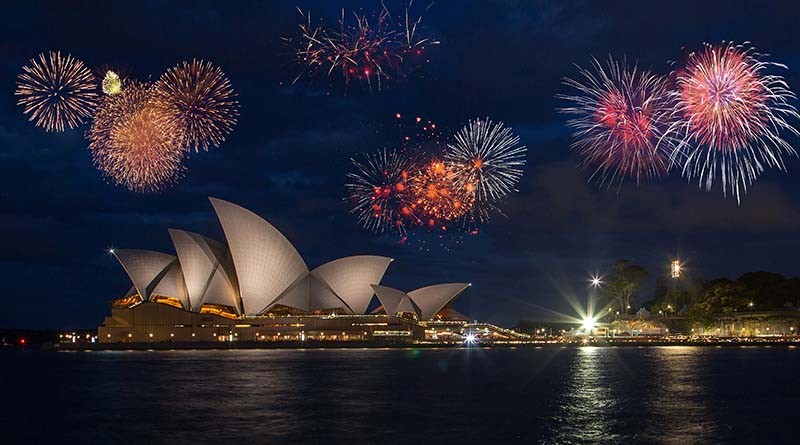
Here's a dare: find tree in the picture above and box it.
[691,279,748,315]
[603,259,648,314]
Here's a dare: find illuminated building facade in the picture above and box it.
[97,198,487,343]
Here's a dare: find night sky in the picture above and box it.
[3,0,800,329]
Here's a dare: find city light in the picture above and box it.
[464,333,477,344]
[590,274,603,287]
[581,316,596,332]
[670,260,682,278]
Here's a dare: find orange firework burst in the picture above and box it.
[88,82,185,192]
[152,59,239,151]
[15,51,98,132]
[409,160,474,228]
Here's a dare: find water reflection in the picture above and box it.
[544,347,625,444]
[544,346,721,444]
[3,347,796,444]
[640,347,717,444]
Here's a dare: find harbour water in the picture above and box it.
[1,346,798,444]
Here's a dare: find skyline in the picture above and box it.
[3,0,800,329]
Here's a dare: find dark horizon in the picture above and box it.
[3,0,800,330]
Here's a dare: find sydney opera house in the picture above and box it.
[97,198,494,344]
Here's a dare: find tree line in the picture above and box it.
[599,260,800,319]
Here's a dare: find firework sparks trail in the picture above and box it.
[346,149,414,235]
[152,59,240,152]
[666,42,799,203]
[88,82,185,192]
[445,118,527,222]
[347,114,528,239]
[15,51,98,132]
[558,57,676,187]
[285,1,437,92]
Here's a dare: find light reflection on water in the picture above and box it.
[1,347,799,444]
[640,347,717,444]
[545,347,626,444]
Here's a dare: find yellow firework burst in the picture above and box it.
[102,70,122,95]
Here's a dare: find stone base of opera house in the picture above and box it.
[89,301,492,346]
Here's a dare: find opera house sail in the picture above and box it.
[97,197,500,344]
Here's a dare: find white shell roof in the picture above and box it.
[210,197,308,315]
[111,198,467,319]
[311,256,393,314]
[112,249,176,301]
[150,261,189,309]
[371,284,417,317]
[168,229,240,313]
[407,283,471,320]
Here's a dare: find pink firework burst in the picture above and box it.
[559,57,676,186]
[668,42,799,203]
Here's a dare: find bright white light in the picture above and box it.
[465,334,477,344]
[581,316,596,332]
[590,274,603,287]
[671,260,682,278]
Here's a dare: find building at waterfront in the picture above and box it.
[98,198,519,343]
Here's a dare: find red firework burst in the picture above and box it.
[559,57,676,186]
[285,2,437,92]
[346,149,414,235]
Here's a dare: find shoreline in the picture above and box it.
[45,338,800,351]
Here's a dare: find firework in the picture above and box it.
[102,70,122,95]
[445,118,526,221]
[667,42,799,202]
[286,2,437,92]
[346,149,414,234]
[88,82,185,192]
[15,51,98,132]
[409,160,474,228]
[152,59,239,151]
[559,57,676,186]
